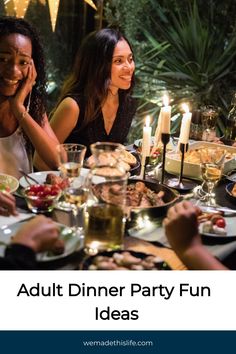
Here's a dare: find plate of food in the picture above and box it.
[0,220,83,262]
[198,211,236,242]
[0,173,19,193]
[19,168,90,189]
[80,250,171,270]
[85,150,140,176]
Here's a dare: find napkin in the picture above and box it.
[0,212,34,228]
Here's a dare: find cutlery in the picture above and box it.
[200,206,236,216]
[18,169,39,185]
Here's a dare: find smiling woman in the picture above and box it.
[47,28,137,160]
[0,16,59,179]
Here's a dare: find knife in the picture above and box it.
[200,206,236,216]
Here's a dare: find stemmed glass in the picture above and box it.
[199,148,225,206]
[201,106,219,142]
[56,143,87,233]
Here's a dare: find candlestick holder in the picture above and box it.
[165,143,198,191]
[140,156,150,180]
[161,133,170,184]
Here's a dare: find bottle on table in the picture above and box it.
[225,93,236,141]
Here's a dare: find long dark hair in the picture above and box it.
[55,28,135,128]
[0,16,47,126]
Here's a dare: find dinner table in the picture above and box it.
[0,170,234,271]
[1,137,236,271]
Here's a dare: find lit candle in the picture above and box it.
[161,94,171,134]
[179,104,192,144]
[154,94,171,145]
[142,115,152,157]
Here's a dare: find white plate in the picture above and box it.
[0,173,19,193]
[199,216,236,241]
[19,168,90,188]
[0,220,83,262]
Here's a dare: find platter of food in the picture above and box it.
[0,173,19,193]
[0,220,83,262]
[165,141,236,180]
[86,150,140,176]
[80,250,171,270]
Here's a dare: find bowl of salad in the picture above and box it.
[0,173,19,193]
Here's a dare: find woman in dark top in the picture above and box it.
[49,28,136,157]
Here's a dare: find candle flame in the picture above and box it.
[182,103,189,113]
[163,94,169,107]
[145,115,150,127]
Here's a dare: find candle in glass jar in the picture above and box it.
[179,104,192,144]
[161,94,171,134]
[142,115,152,157]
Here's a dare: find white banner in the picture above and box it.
[0,271,235,330]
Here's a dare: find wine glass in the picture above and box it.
[56,143,87,233]
[199,148,225,206]
[57,144,87,183]
[201,106,219,142]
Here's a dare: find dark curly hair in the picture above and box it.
[0,16,47,126]
[55,28,135,128]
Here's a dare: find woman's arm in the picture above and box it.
[9,60,60,170]
[49,97,80,143]
[34,97,80,171]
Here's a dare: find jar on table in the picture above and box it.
[83,142,128,255]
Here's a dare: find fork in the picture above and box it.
[18,169,39,185]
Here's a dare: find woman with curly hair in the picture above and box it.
[49,28,136,157]
[0,16,59,178]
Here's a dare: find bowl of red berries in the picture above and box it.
[23,184,61,213]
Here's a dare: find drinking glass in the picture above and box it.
[201,106,219,142]
[199,148,225,206]
[56,143,87,233]
[83,142,128,255]
[57,143,87,184]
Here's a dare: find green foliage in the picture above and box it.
[105,0,236,142]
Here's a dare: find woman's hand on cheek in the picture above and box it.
[9,59,37,118]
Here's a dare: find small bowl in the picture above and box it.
[226,182,236,204]
[23,184,61,213]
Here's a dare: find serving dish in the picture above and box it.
[127,179,179,221]
[165,141,236,180]
[0,173,19,193]
[80,250,171,270]
[0,220,83,262]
